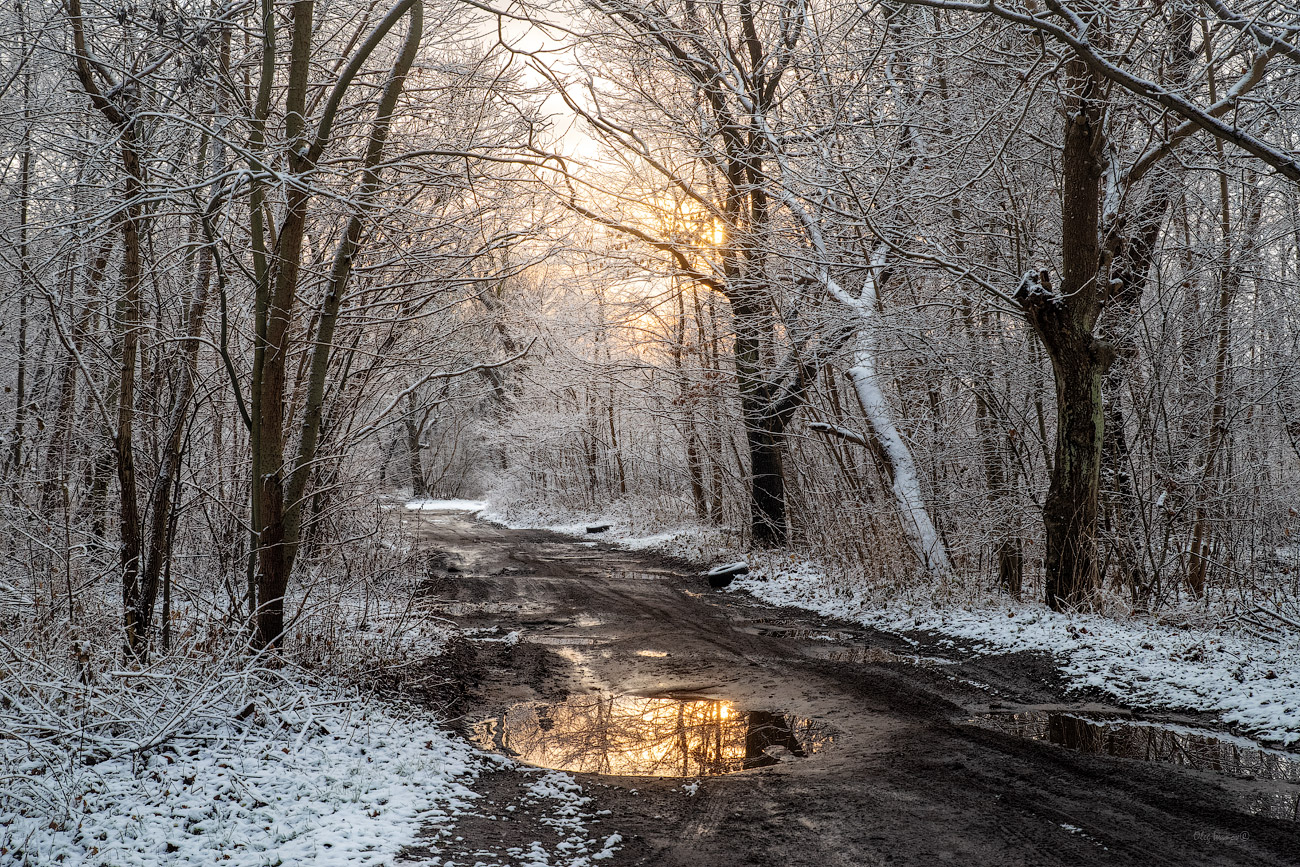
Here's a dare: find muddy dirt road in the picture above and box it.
[398,510,1297,866]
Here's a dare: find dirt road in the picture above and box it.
[398,509,1297,866]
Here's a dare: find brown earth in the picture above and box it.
[396,510,1298,867]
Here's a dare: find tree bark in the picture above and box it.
[1017,58,1110,611]
[66,0,149,655]
[405,393,429,499]
[253,0,423,648]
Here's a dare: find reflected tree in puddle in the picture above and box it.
[974,711,1300,820]
[472,695,830,776]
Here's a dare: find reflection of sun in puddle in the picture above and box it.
[472,694,831,777]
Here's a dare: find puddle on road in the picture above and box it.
[804,645,956,667]
[472,694,831,777]
[428,600,549,618]
[524,635,601,646]
[615,569,676,581]
[972,710,1300,820]
[735,624,856,641]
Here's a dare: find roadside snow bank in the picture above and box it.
[1,684,482,866]
[731,562,1300,746]
[481,503,732,564]
[405,498,487,512]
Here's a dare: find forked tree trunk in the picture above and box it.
[67,0,150,656]
[253,0,423,649]
[405,392,429,499]
[1016,59,1110,610]
[1096,7,1196,603]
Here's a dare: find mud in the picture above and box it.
[398,510,1298,866]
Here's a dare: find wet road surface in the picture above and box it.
[398,509,1298,866]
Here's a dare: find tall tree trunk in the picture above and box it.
[253,0,423,648]
[405,392,429,499]
[42,234,114,516]
[7,113,30,480]
[252,0,317,651]
[116,135,146,655]
[1097,6,1196,603]
[1187,176,1263,596]
[1016,57,1109,611]
[136,188,222,642]
[822,252,953,576]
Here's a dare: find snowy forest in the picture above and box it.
[2,0,1299,864]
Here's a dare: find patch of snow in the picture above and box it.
[1,686,482,866]
[729,562,1300,746]
[480,504,733,566]
[405,498,488,512]
[2,681,624,867]
[507,771,619,866]
[592,832,622,860]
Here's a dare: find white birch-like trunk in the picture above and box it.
[727,77,952,576]
[833,254,953,577]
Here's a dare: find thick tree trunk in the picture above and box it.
[745,424,787,546]
[1043,340,1107,608]
[1018,58,1110,611]
[726,277,794,546]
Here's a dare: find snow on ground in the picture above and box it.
[404,498,488,512]
[1,681,621,867]
[2,685,480,866]
[483,502,1300,747]
[732,560,1300,745]
[480,503,730,564]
